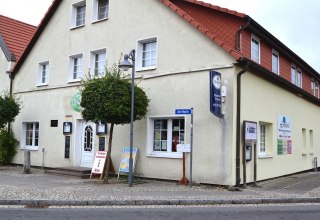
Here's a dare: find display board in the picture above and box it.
[117,147,138,178]
[90,151,107,179]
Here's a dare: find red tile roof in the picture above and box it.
[161,0,247,60]
[0,15,37,62]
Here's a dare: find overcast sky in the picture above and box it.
[0,0,319,72]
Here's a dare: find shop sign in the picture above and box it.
[209,71,222,118]
[277,115,292,155]
[118,147,138,174]
[177,144,191,153]
[70,92,81,112]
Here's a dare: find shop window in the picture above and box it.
[147,116,185,158]
[21,122,39,150]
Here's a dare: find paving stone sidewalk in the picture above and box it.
[1,166,320,206]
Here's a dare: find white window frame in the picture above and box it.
[311,80,319,98]
[258,122,273,158]
[37,61,49,86]
[71,1,86,28]
[92,0,109,22]
[251,34,260,64]
[136,37,158,71]
[90,49,107,77]
[291,65,302,88]
[146,115,185,159]
[272,49,279,75]
[68,54,83,82]
[297,68,302,88]
[21,122,39,151]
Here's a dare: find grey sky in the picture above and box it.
[0,0,319,72]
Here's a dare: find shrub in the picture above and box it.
[0,129,18,165]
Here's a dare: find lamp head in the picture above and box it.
[119,54,133,71]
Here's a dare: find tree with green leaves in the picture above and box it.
[0,92,20,130]
[0,92,20,165]
[80,64,149,183]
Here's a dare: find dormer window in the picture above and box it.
[251,34,260,64]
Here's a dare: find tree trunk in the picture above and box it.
[104,123,114,184]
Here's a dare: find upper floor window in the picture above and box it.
[93,0,109,21]
[90,49,106,77]
[251,35,260,64]
[291,65,302,88]
[137,37,158,71]
[72,1,86,28]
[311,80,319,98]
[69,54,83,82]
[272,50,279,75]
[38,62,49,86]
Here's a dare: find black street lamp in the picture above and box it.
[119,49,135,187]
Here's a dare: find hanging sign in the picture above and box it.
[117,147,138,178]
[209,71,222,118]
[90,151,107,179]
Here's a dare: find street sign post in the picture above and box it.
[175,108,194,188]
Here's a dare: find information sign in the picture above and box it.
[118,147,138,178]
[177,144,191,153]
[90,151,107,179]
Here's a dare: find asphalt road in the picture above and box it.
[1,204,320,220]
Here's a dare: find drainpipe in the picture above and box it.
[235,17,251,50]
[6,70,14,133]
[235,63,249,187]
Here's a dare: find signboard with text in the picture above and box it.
[210,71,222,118]
[243,121,257,141]
[118,147,138,178]
[90,151,107,179]
[177,144,191,153]
[277,115,292,155]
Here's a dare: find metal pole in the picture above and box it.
[128,50,135,187]
[189,108,194,188]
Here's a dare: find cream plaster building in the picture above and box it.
[9,0,320,186]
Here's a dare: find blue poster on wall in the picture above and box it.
[210,70,222,118]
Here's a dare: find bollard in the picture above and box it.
[23,150,31,174]
[314,157,318,172]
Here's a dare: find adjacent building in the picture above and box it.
[0,15,36,93]
[9,0,320,186]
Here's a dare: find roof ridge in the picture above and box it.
[0,15,37,28]
[160,0,242,60]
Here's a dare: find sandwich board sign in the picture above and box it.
[90,151,107,179]
[117,147,138,178]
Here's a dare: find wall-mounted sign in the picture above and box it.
[96,122,107,135]
[70,92,81,112]
[209,71,222,118]
[63,122,72,135]
[277,115,292,155]
[243,121,257,141]
[175,109,192,115]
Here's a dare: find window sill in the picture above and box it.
[20,147,39,151]
[70,25,85,30]
[258,154,273,159]
[136,66,157,72]
[37,83,48,87]
[147,152,183,159]
[92,17,109,24]
[68,79,82,83]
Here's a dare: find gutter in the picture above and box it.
[235,17,251,50]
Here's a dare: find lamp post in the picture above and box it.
[119,49,135,187]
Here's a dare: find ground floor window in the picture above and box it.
[258,122,272,157]
[148,116,185,158]
[22,122,39,150]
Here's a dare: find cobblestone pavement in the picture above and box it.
[1,166,320,206]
